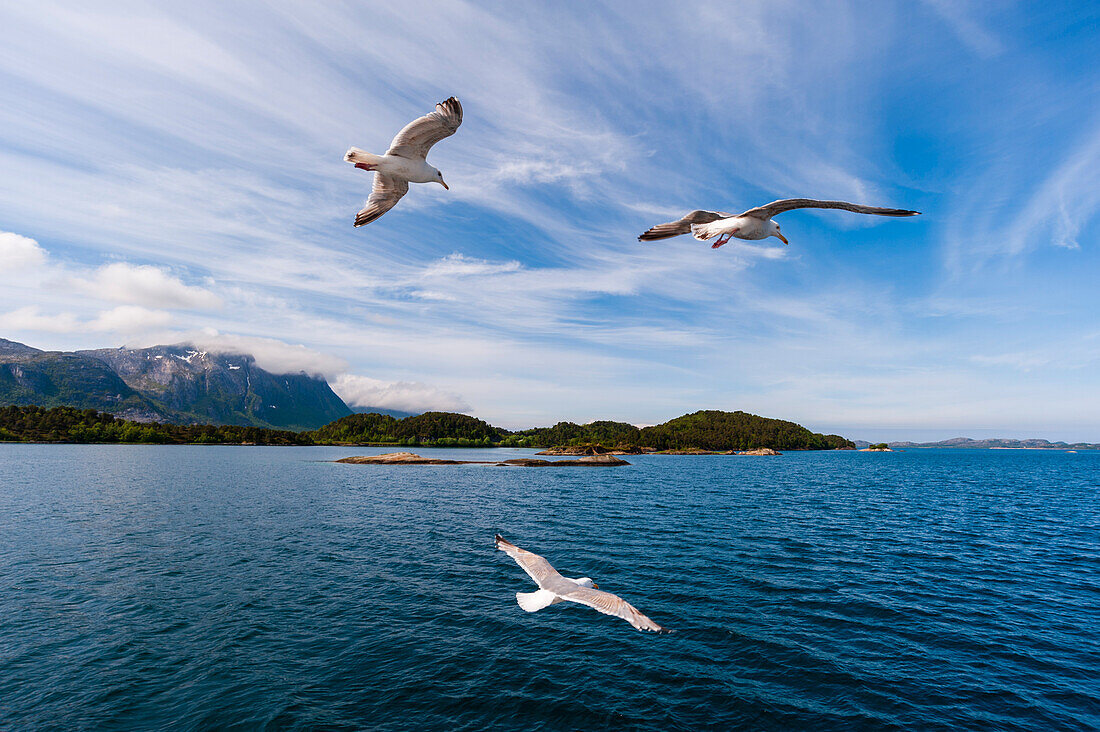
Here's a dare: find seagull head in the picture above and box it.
[576,577,598,589]
[434,168,449,190]
[768,220,789,245]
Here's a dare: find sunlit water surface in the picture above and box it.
[1,445,1097,730]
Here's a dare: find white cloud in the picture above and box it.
[0,231,48,271]
[331,373,471,414]
[66,262,223,310]
[0,306,80,333]
[90,305,172,332]
[0,304,171,335]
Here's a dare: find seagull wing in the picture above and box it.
[559,585,666,632]
[495,534,566,590]
[739,198,921,220]
[638,210,735,241]
[353,173,409,227]
[385,96,464,161]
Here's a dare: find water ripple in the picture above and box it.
[0,445,1097,730]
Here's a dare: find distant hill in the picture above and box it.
[874,437,1100,450]
[0,339,351,431]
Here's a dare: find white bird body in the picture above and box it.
[516,582,590,612]
[691,215,773,242]
[516,589,562,612]
[495,534,666,632]
[345,150,440,184]
[344,96,463,227]
[640,198,920,249]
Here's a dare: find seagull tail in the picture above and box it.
[516,590,557,612]
[344,147,384,166]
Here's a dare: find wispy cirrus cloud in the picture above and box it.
[942,122,1100,276]
[2,1,1099,437]
[1001,127,1100,253]
[919,0,1005,58]
[423,253,522,278]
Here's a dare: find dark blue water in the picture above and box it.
[1,445,1097,730]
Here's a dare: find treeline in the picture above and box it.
[503,420,641,448]
[638,410,851,451]
[0,405,854,450]
[0,405,311,445]
[311,411,502,446]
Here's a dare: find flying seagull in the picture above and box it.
[495,534,666,632]
[639,199,920,248]
[344,96,463,227]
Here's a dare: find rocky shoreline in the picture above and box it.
[535,445,782,456]
[336,452,630,466]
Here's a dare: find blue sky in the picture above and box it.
[2,1,1099,440]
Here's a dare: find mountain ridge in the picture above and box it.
[0,338,351,431]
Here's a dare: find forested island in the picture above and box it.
[502,411,852,451]
[0,405,854,451]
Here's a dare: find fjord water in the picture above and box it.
[1,446,1097,730]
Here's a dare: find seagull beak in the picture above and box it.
[776,232,789,245]
[440,179,449,190]
[592,582,599,589]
